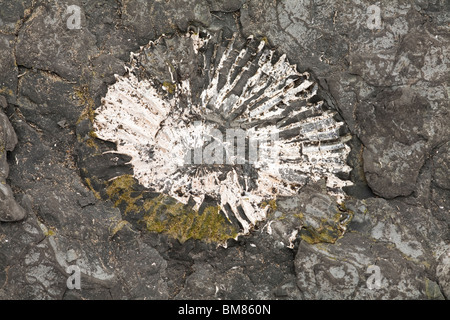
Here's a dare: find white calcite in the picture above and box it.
[93,30,353,236]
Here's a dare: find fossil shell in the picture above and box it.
[92,29,352,238]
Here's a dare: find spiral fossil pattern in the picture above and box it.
[92,29,353,238]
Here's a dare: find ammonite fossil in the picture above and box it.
[80,29,352,244]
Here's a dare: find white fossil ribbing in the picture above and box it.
[93,31,353,236]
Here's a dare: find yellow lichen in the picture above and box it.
[0,88,14,97]
[300,224,341,244]
[88,130,99,139]
[85,137,99,150]
[106,175,143,214]
[106,175,136,197]
[141,196,238,244]
[294,212,305,220]
[104,175,238,244]
[162,81,176,95]
[44,229,55,237]
[261,199,277,211]
[75,86,96,124]
[300,203,354,245]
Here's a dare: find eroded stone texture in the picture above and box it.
[207,0,245,12]
[15,1,98,83]
[433,141,450,190]
[436,248,450,299]
[0,102,26,222]
[295,234,438,299]
[295,196,446,299]
[121,0,211,43]
[0,35,18,104]
[0,0,33,34]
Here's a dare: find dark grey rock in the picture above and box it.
[433,142,450,190]
[120,0,211,45]
[0,0,447,300]
[0,34,18,104]
[170,229,301,300]
[77,192,96,208]
[17,70,81,139]
[0,0,33,34]
[0,211,64,299]
[295,195,447,299]
[109,237,169,300]
[0,111,17,155]
[208,0,244,12]
[295,233,432,299]
[0,109,26,222]
[57,120,68,129]
[0,96,7,109]
[15,1,98,83]
[436,249,450,299]
[0,179,26,222]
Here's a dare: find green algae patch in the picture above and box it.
[104,175,238,244]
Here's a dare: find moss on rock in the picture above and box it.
[299,203,354,245]
[103,174,238,244]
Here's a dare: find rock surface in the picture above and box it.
[0,0,448,300]
[0,103,26,222]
